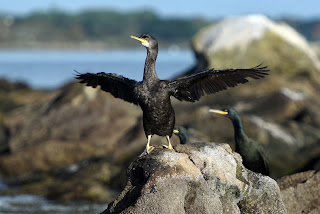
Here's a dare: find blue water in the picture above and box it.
[0,49,194,90]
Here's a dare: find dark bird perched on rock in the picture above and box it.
[173,126,189,144]
[209,107,269,175]
[76,33,269,154]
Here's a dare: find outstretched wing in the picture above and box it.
[168,63,269,102]
[76,72,139,105]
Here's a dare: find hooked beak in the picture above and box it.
[209,109,228,115]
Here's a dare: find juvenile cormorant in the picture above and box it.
[209,107,269,175]
[76,34,269,154]
[173,126,189,144]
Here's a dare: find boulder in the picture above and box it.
[0,82,145,176]
[192,15,320,97]
[103,142,286,214]
[277,170,320,214]
[193,14,320,71]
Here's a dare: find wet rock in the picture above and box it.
[102,142,286,214]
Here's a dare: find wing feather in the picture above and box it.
[76,72,139,105]
[168,63,269,102]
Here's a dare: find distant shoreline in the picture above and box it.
[0,41,190,50]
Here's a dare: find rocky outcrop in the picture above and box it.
[277,170,320,214]
[0,82,145,176]
[0,82,147,202]
[193,14,320,71]
[103,142,286,214]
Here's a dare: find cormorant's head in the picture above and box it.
[173,126,189,144]
[131,34,158,50]
[209,107,239,120]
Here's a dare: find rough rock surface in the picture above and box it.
[102,142,286,214]
[277,170,320,214]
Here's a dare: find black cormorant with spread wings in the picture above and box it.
[209,107,269,175]
[76,34,269,154]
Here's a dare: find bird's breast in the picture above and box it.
[135,83,173,118]
[134,82,175,136]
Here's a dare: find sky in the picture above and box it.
[1,0,319,19]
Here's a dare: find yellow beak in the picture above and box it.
[209,109,228,115]
[173,130,179,134]
[131,35,148,44]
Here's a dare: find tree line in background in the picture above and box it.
[0,9,319,48]
[0,9,209,48]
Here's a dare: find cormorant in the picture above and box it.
[209,107,269,175]
[173,126,189,144]
[76,34,269,154]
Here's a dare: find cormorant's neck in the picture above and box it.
[231,116,246,140]
[143,47,159,82]
[179,133,189,144]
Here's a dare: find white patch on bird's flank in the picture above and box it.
[250,115,295,145]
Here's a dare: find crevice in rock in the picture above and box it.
[301,169,318,184]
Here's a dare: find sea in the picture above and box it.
[0,48,194,90]
[0,179,106,214]
[0,48,194,213]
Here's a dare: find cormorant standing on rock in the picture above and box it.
[209,107,269,175]
[76,34,269,154]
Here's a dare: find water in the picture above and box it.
[0,49,194,90]
[0,180,107,214]
[0,194,107,214]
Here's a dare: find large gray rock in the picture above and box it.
[103,142,286,214]
[193,14,320,71]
